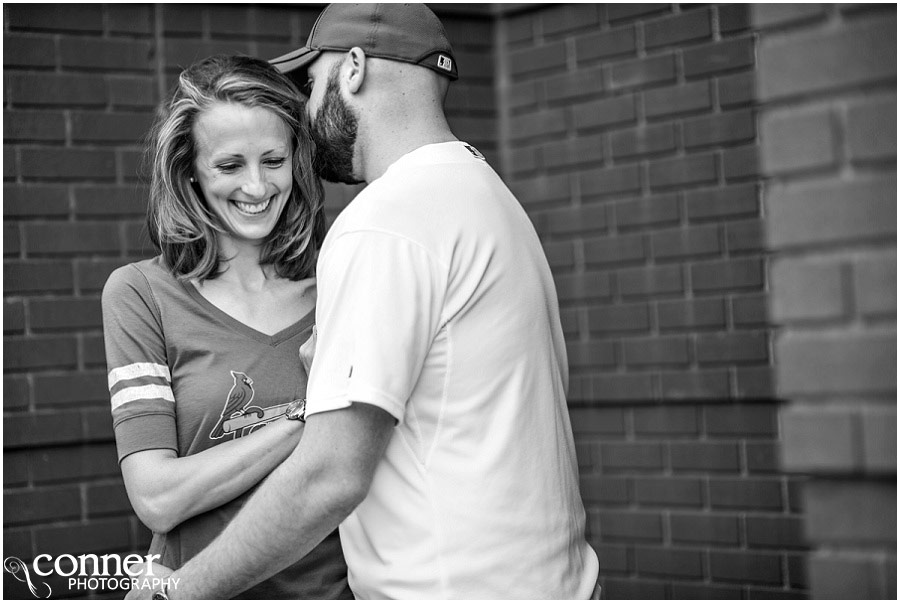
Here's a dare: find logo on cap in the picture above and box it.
[437,55,453,72]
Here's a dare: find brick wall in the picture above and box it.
[2,4,493,598]
[496,4,809,598]
[754,4,897,600]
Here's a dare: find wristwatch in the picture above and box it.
[285,398,306,422]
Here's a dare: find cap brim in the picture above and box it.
[269,47,321,84]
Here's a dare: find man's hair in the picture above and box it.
[145,54,325,282]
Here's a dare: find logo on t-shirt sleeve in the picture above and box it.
[209,371,290,440]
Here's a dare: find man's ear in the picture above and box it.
[345,47,366,94]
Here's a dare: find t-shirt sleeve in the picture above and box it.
[306,231,447,424]
[101,265,178,462]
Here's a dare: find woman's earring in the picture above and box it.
[189,176,196,183]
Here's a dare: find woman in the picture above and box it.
[101,55,351,599]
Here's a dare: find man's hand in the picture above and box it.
[124,560,174,600]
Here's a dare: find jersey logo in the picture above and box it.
[437,54,453,72]
[209,371,290,440]
[463,144,485,161]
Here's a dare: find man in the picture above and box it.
[143,4,599,599]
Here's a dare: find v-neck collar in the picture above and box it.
[181,280,315,346]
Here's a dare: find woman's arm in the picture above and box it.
[121,416,303,534]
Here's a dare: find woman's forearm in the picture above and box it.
[121,416,303,533]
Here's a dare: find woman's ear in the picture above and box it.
[346,47,366,95]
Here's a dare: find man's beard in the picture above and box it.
[310,67,363,185]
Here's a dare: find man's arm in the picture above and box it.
[154,402,394,599]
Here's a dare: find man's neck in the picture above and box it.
[357,119,457,183]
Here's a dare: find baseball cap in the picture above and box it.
[270,3,458,84]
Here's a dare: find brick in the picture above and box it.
[618,264,683,297]
[20,148,116,181]
[569,407,626,435]
[635,546,704,579]
[124,221,157,257]
[583,234,645,267]
[554,271,612,303]
[746,515,806,549]
[846,95,896,163]
[587,303,650,334]
[510,41,567,77]
[580,164,642,199]
[614,194,680,229]
[671,442,740,472]
[718,4,751,34]
[758,16,896,101]
[82,334,107,368]
[672,583,743,599]
[23,222,121,255]
[761,106,836,175]
[706,404,777,436]
[651,225,720,261]
[644,81,712,119]
[29,297,102,331]
[711,551,784,585]
[600,443,663,471]
[686,183,758,222]
[4,110,66,142]
[541,3,601,36]
[5,223,22,256]
[671,512,740,545]
[776,332,896,396]
[684,37,755,78]
[160,5,202,34]
[607,4,670,22]
[4,451,31,486]
[610,123,676,159]
[4,376,30,410]
[602,578,667,600]
[544,203,607,235]
[4,486,82,525]
[543,241,575,270]
[810,550,896,600]
[543,67,604,104]
[6,73,109,107]
[593,543,631,574]
[59,37,153,71]
[70,112,154,144]
[657,298,725,330]
[7,4,103,32]
[731,293,768,327]
[684,109,755,149]
[710,478,783,510]
[644,9,711,49]
[108,76,158,109]
[726,219,764,253]
[787,552,809,589]
[573,95,636,131]
[4,146,18,181]
[4,336,78,371]
[542,133,604,169]
[108,4,154,35]
[648,153,717,189]
[770,258,845,322]
[735,367,775,398]
[5,261,75,294]
[661,369,731,400]
[73,186,149,217]
[623,336,690,367]
[442,17,493,50]
[722,144,760,181]
[609,54,676,90]
[83,407,114,442]
[453,50,495,83]
[508,80,538,111]
[30,443,120,483]
[696,332,768,364]
[508,145,539,175]
[208,5,253,37]
[509,107,567,141]
[598,510,663,541]
[4,526,33,562]
[805,480,896,544]
[634,406,698,435]
[634,477,703,507]
[692,258,763,293]
[567,341,616,368]
[86,481,133,517]
[504,12,534,45]
[588,373,655,401]
[3,33,56,68]
[766,176,896,249]
[746,441,780,473]
[861,406,897,472]
[33,371,109,407]
[854,252,896,318]
[752,4,828,29]
[4,184,70,217]
[163,39,253,72]
[718,71,756,107]
[575,26,636,63]
[4,409,86,448]
[35,518,132,557]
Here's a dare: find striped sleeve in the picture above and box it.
[101,264,178,462]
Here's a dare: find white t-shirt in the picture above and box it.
[306,141,599,599]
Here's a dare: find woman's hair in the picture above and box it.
[145,54,325,281]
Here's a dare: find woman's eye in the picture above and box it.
[217,164,239,173]
[265,158,287,168]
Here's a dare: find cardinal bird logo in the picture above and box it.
[209,371,266,440]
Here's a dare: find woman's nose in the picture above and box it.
[241,171,267,198]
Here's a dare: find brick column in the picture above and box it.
[755,4,897,599]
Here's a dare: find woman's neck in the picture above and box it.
[213,237,275,292]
